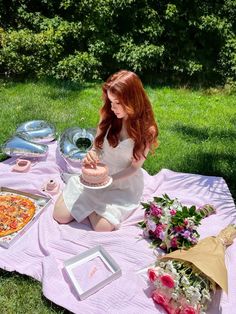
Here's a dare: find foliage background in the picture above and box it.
[0,0,235,86]
[0,1,235,311]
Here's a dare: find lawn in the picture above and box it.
[0,78,235,313]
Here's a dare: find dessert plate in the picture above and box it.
[79,176,113,189]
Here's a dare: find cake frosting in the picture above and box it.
[81,163,109,186]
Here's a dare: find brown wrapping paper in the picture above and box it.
[161,225,236,293]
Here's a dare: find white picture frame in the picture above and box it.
[64,245,122,300]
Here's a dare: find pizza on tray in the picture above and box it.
[0,194,36,237]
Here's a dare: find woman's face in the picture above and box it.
[107,90,128,120]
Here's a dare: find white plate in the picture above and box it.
[79,176,113,189]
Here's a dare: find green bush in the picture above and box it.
[0,28,63,77]
[0,0,235,85]
[219,36,236,83]
[115,39,165,72]
[53,51,101,82]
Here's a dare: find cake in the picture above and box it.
[81,163,109,186]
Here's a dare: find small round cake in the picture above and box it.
[81,163,109,186]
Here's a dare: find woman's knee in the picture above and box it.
[53,215,73,224]
[53,194,73,224]
[89,212,115,232]
[93,223,114,232]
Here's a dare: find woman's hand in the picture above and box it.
[82,149,100,167]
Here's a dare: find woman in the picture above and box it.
[53,70,158,231]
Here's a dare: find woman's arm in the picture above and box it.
[111,146,150,182]
[83,126,102,166]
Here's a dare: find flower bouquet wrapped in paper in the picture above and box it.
[138,194,215,252]
[147,224,236,314]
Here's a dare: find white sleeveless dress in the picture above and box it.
[63,135,144,227]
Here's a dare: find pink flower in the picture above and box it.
[184,218,189,226]
[152,290,167,305]
[174,226,184,232]
[148,268,158,282]
[154,224,164,236]
[182,230,191,239]
[170,209,177,216]
[181,306,198,314]
[160,274,175,288]
[159,242,167,250]
[150,204,162,216]
[164,304,178,314]
[171,237,178,248]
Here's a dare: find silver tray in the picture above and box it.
[0,186,51,248]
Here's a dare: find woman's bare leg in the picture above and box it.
[53,194,114,231]
[53,193,74,224]
[89,212,115,232]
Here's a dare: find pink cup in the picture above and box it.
[42,179,60,195]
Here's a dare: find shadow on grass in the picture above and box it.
[0,76,99,91]
[178,151,236,202]
[141,70,227,91]
[40,77,101,96]
[172,123,236,141]
[1,76,102,106]
[0,269,72,313]
[171,123,236,201]
[230,115,236,127]
[38,78,102,103]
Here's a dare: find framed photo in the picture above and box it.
[64,245,121,300]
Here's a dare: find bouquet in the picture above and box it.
[138,194,215,252]
[148,259,215,314]
[147,225,236,314]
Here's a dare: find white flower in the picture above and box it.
[181,276,190,285]
[170,267,177,275]
[147,219,156,232]
[171,292,178,300]
[159,216,169,224]
[191,290,201,302]
[202,288,211,301]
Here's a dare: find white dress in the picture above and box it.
[63,135,144,227]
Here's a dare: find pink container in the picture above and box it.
[42,179,60,195]
[12,159,31,172]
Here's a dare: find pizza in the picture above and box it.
[0,194,36,237]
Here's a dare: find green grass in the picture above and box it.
[0,78,235,312]
[0,270,67,313]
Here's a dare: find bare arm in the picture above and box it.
[111,145,150,182]
[83,126,102,166]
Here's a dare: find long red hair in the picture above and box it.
[94,70,158,160]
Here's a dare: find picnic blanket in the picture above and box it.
[0,142,235,314]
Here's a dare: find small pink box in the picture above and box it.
[12,159,31,172]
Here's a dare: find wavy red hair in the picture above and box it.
[94,70,158,160]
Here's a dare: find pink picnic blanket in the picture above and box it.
[0,142,235,314]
